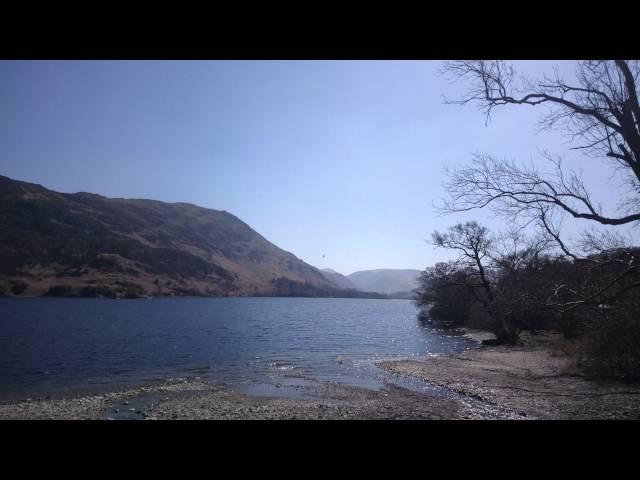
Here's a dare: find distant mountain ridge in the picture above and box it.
[320,269,357,290]
[0,174,372,298]
[346,269,421,295]
[319,267,421,296]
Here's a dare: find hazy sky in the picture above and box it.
[1,60,636,274]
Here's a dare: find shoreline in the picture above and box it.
[378,330,640,420]
[0,376,514,420]
[3,330,638,419]
[0,295,405,301]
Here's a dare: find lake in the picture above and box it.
[0,297,476,400]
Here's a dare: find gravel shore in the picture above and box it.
[0,377,514,420]
[378,331,640,419]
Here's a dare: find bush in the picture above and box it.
[414,262,476,328]
[80,285,117,298]
[45,284,74,297]
[465,302,494,330]
[120,282,146,299]
[578,298,640,380]
[10,280,28,295]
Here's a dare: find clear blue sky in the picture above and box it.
[1,61,635,274]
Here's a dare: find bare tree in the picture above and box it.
[441,60,640,228]
[439,60,640,316]
[422,61,640,359]
[432,221,519,343]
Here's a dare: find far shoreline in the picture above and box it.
[0,293,409,300]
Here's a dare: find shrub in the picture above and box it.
[578,297,640,380]
[465,302,494,330]
[121,283,146,299]
[10,280,28,295]
[80,285,117,298]
[414,262,476,328]
[45,284,74,297]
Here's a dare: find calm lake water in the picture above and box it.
[0,297,476,400]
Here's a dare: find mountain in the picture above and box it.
[0,174,352,298]
[347,269,421,295]
[320,268,357,290]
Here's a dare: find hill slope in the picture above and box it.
[0,175,343,298]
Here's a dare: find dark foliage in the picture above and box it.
[416,225,640,378]
[268,277,387,299]
[10,280,28,295]
[577,295,640,380]
[413,262,476,327]
[45,285,74,297]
